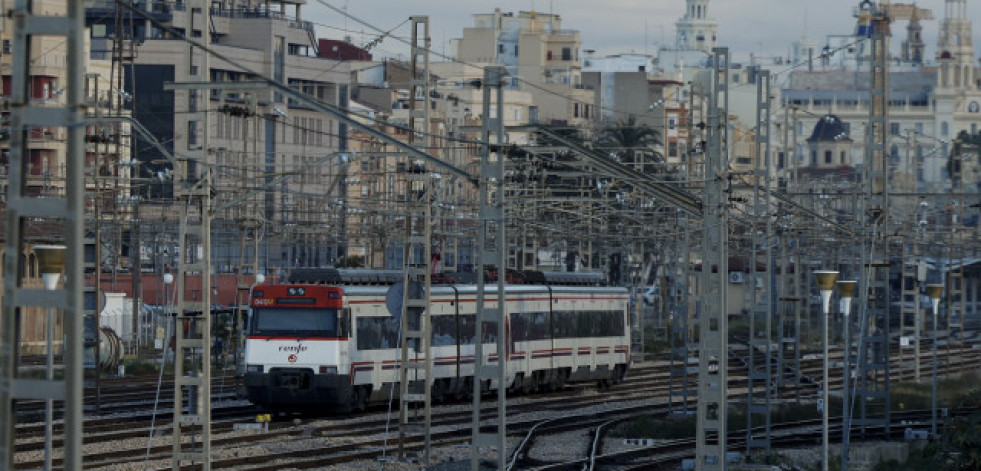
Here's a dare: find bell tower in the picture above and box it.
[936,0,974,89]
[902,10,925,65]
[675,0,718,52]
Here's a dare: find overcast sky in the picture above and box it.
[305,0,979,64]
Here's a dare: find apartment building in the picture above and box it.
[1,0,130,205]
[450,9,594,126]
[85,0,351,272]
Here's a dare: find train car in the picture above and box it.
[242,270,630,413]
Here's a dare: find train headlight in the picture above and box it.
[318,366,338,375]
[246,364,263,373]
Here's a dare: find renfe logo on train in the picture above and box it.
[279,345,308,353]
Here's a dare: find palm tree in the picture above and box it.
[595,116,663,170]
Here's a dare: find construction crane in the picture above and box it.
[855,1,933,37]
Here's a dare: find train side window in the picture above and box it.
[530,312,547,340]
[510,312,529,342]
[339,308,350,337]
[552,311,574,339]
[459,315,476,345]
[482,321,498,343]
[356,316,400,350]
[433,315,456,346]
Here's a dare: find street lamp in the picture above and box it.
[926,283,944,437]
[34,244,65,471]
[836,279,857,471]
[814,270,839,471]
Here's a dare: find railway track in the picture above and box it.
[12,344,980,469]
[13,370,243,419]
[510,345,981,470]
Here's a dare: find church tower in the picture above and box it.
[902,10,925,65]
[936,0,974,89]
[675,0,718,53]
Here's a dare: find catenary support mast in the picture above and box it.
[0,0,87,468]
[170,0,212,468]
[696,47,730,471]
[398,15,435,463]
[471,65,508,471]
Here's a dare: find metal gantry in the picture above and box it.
[695,47,730,471]
[0,0,87,468]
[471,65,508,471]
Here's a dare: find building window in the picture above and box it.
[187,121,198,148]
[942,121,949,137]
[669,142,677,157]
[840,151,846,164]
[562,47,571,61]
[825,150,832,164]
[498,44,504,54]
[890,123,900,135]
[547,50,553,61]
[777,151,785,169]
[811,150,817,165]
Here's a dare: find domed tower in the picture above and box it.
[801,114,855,182]
[675,0,717,53]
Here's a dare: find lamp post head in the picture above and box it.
[814,270,839,315]
[837,280,857,299]
[814,270,839,292]
[163,273,174,285]
[33,245,66,291]
[34,244,66,275]
[256,273,266,284]
[926,283,943,315]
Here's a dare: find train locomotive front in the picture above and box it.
[243,284,357,412]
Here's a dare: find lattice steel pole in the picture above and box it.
[0,0,86,468]
[746,69,773,460]
[471,65,508,471]
[855,5,892,442]
[398,15,434,463]
[696,47,729,471]
[169,1,212,468]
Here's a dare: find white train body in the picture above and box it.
[244,278,630,412]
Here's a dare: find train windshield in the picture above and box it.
[251,307,339,337]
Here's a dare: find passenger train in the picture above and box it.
[243,269,631,412]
